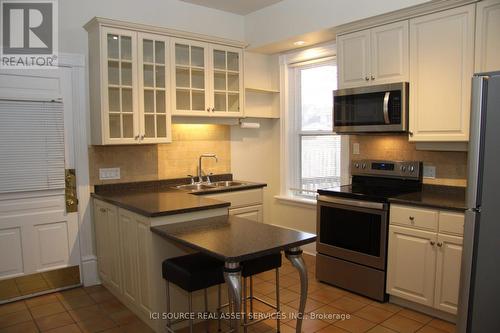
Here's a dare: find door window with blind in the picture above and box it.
[291,60,346,197]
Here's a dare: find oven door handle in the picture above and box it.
[383,91,391,124]
[318,195,387,210]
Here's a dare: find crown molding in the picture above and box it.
[84,17,247,48]
[335,0,479,35]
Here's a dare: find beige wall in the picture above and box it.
[89,124,230,185]
[350,135,467,187]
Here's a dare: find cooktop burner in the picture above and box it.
[318,160,423,202]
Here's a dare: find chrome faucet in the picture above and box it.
[198,153,218,182]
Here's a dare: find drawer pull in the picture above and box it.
[100,208,107,213]
[437,242,443,248]
[430,241,435,246]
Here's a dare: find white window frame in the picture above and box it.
[277,44,350,206]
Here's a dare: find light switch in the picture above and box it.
[423,165,436,178]
[99,168,120,180]
[352,143,360,155]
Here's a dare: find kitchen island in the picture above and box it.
[152,215,316,333]
[91,177,317,333]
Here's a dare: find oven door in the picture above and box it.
[333,82,408,133]
[317,195,388,270]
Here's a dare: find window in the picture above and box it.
[281,50,348,201]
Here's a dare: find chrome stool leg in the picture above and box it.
[188,293,193,333]
[249,276,254,315]
[204,289,209,333]
[243,277,248,333]
[275,268,281,332]
[166,281,171,333]
[217,284,222,332]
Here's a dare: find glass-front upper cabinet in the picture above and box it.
[211,46,243,116]
[103,28,139,144]
[171,39,210,115]
[138,33,172,143]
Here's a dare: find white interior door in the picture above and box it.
[0,68,81,281]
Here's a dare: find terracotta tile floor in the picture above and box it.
[0,254,456,333]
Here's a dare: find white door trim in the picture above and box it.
[58,53,99,286]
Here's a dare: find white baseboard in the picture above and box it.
[389,295,457,323]
[80,256,100,286]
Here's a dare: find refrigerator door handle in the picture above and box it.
[466,76,488,208]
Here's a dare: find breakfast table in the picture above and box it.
[151,215,317,333]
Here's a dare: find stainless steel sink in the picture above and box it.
[209,181,247,187]
[173,180,249,192]
[173,183,216,191]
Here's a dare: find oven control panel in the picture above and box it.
[352,160,422,179]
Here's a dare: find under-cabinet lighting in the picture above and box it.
[294,40,306,46]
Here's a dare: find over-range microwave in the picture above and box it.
[333,82,409,134]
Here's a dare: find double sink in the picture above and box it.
[172,181,248,192]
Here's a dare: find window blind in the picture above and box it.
[0,100,65,194]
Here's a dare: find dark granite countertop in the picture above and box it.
[389,184,466,211]
[151,215,317,262]
[91,175,266,217]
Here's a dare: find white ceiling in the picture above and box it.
[179,0,284,15]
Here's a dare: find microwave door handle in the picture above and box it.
[383,91,391,124]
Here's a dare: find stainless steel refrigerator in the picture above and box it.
[457,71,500,333]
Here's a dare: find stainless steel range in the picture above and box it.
[316,159,423,301]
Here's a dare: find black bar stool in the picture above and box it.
[163,252,225,333]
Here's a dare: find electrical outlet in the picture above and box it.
[352,143,360,155]
[423,165,436,178]
[99,168,120,180]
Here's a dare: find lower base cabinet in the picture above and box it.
[387,205,464,315]
[204,188,264,223]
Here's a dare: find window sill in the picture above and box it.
[274,195,317,209]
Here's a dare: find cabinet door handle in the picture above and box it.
[371,75,375,80]
[365,76,370,81]
[134,135,139,140]
[211,107,215,112]
[430,241,435,246]
[206,107,210,112]
[100,208,107,213]
[140,134,144,140]
[437,242,443,247]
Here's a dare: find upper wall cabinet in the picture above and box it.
[171,39,243,117]
[87,25,172,145]
[408,5,475,142]
[85,18,246,145]
[337,21,408,88]
[475,0,500,72]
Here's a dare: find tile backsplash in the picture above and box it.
[350,135,467,187]
[89,124,231,185]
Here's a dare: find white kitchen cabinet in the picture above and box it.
[387,225,437,307]
[138,33,172,143]
[94,200,121,294]
[86,22,172,145]
[93,197,228,332]
[434,233,463,314]
[229,204,263,223]
[119,209,140,305]
[337,30,371,88]
[337,21,408,88]
[408,5,475,142]
[171,39,243,117]
[203,188,264,222]
[370,21,409,85]
[387,204,465,315]
[475,0,500,72]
